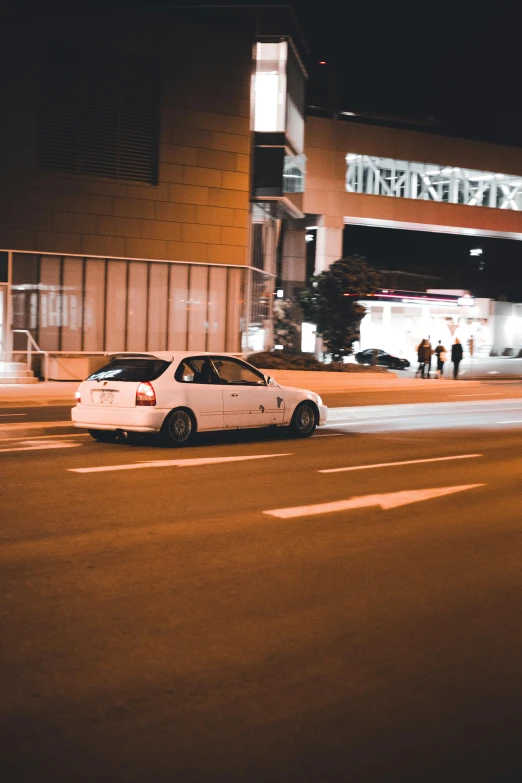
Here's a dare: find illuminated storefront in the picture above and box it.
[356,290,493,360]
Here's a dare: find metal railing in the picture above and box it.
[11,330,49,381]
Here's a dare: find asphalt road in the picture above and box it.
[1,380,522,426]
[1,399,522,782]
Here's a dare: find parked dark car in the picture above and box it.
[355,349,410,370]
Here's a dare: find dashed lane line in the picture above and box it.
[68,452,293,474]
[319,453,483,474]
[0,442,82,453]
[449,393,504,397]
[0,420,73,431]
[0,432,89,442]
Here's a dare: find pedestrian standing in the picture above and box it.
[434,340,447,378]
[425,337,433,378]
[416,338,431,378]
[451,338,463,379]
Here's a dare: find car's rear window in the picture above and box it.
[87,358,171,382]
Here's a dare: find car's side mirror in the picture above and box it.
[266,375,275,386]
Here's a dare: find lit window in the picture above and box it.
[254,42,287,133]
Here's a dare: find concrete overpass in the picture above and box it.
[302,117,522,272]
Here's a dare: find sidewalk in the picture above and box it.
[0,381,79,406]
[0,372,483,406]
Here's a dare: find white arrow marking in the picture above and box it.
[69,452,292,474]
[264,484,485,519]
[319,453,482,474]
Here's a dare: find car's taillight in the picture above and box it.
[136,381,156,406]
[75,388,81,403]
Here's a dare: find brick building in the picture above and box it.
[0,4,307,378]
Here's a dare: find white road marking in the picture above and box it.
[69,452,293,474]
[264,484,485,519]
[0,432,90,442]
[0,413,27,416]
[0,420,72,431]
[498,420,522,424]
[0,442,81,453]
[319,453,482,474]
[449,393,503,397]
[315,433,347,437]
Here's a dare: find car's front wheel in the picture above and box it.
[163,408,195,446]
[290,402,317,438]
[88,429,119,443]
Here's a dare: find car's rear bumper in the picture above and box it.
[318,404,328,426]
[71,405,166,432]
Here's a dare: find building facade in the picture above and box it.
[0,5,306,378]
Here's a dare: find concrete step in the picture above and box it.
[0,362,38,383]
[0,377,40,384]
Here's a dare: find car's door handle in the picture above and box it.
[230,393,238,397]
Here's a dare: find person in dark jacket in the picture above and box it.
[451,338,463,379]
[416,338,432,378]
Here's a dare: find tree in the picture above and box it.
[298,255,382,361]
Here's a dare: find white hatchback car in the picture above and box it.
[72,352,328,445]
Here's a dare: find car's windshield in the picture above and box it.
[87,358,170,382]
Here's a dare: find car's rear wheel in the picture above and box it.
[88,429,119,443]
[290,402,317,438]
[163,408,195,446]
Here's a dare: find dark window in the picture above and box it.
[175,357,220,384]
[0,252,7,283]
[87,358,170,382]
[38,48,160,184]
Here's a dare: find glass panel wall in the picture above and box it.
[127,262,147,351]
[226,268,243,353]
[11,254,38,350]
[245,269,273,352]
[83,259,105,351]
[105,260,127,353]
[168,263,189,350]
[61,257,83,351]
[39,256,61,350]
[187,265,208,351]
[148,263,168,350]
[11,254,245,355]
[207,266,227,351]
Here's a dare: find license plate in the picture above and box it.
[95,390,118,404]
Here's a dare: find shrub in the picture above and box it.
[246,352,388,372]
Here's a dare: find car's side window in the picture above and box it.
[212,358,265,386]
[175,357,219,384]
